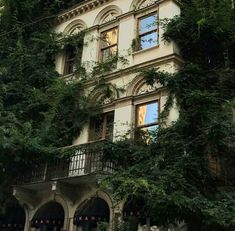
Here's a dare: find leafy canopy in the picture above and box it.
[103,1,235,230]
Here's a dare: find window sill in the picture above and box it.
[132,44,159,56]
[63,73,74,78]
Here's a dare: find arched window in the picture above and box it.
[63,20,86,75]
[94,6,122,62]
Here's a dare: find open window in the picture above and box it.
[64,45,77,75]
[100,27,118,62]
[136,101,159,142]
[63,38,84,75]
[89,111,114,141]
[137,13,158,50]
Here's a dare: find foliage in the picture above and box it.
[96,221,109,231]
[163,0,235,69]
[102,1,235,230]
[0,0,128,213]
[0,0,113,212]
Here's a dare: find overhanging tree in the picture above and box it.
[103,0,235,230]
[0,0,97,211]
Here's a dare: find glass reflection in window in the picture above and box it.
[136,101,159,143]
[137,102,158,126]
[100,28,118,61]
[138,13,158,50]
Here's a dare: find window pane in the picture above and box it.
[93,116,103,140]
[90,112,114,141]
[105,112,114,140]
[67,60,77,74]
[101,46,117,61]
[139,125,159,144]
[139,15,157,34]
[140,32,158,50]
[141,125,159,134]
[137,102,158,126]
[101,28,118,48]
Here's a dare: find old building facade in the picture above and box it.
[13,0,185,230]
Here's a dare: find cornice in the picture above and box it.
[56,0,181,25]
[81,53,184,88]
[56,0,114,24]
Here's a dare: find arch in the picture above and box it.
[126,76,160,97]
[31,201,65,230]
[126,76,145,96]
[31,195,69,222]
[130,0,157,11]
[0,203,26,231]
[88,83,119,104]
[73,196,110,230]
[63,19,87,35]
[93,5,122,25]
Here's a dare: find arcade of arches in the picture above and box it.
[2,196,169,231]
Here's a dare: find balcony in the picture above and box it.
[17,141,114,186]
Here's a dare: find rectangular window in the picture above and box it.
[100,28,118,62]
[64,46,77,75]
[138,13,158,50]
[136,101,159,142]
[89,112,114,141]
[64,36,84,75]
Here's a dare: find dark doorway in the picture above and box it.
[0,203,25,231]
[31,202,65,231]
[73,197,110,231]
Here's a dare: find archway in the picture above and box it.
[31,202,65,231]
[73,197,110,231]
[0,203,25,231]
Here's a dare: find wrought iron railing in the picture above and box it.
[18,140,113,184]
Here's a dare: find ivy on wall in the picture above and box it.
[101,0,235,230]
[0,0,123,212]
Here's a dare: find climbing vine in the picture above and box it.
[0,0,126,213]
[101,1,235,231]
[0,1,234,231]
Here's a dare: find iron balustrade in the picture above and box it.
[18,140,113,184]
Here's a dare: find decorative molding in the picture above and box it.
[136,0,158,10]
[94,5,122,25]
[57,0,113,24]
[63,19,87,34]
[103,97,112,104]
[100,11,118,24]
[136,82,160,95]
[70,26,84,34]
[75,54,184,89]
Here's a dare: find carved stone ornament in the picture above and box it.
[70,26,83,35]
[103,97,112,104]
[101,12,118,24]
[137,82,159,95]
[137,0,157,10]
